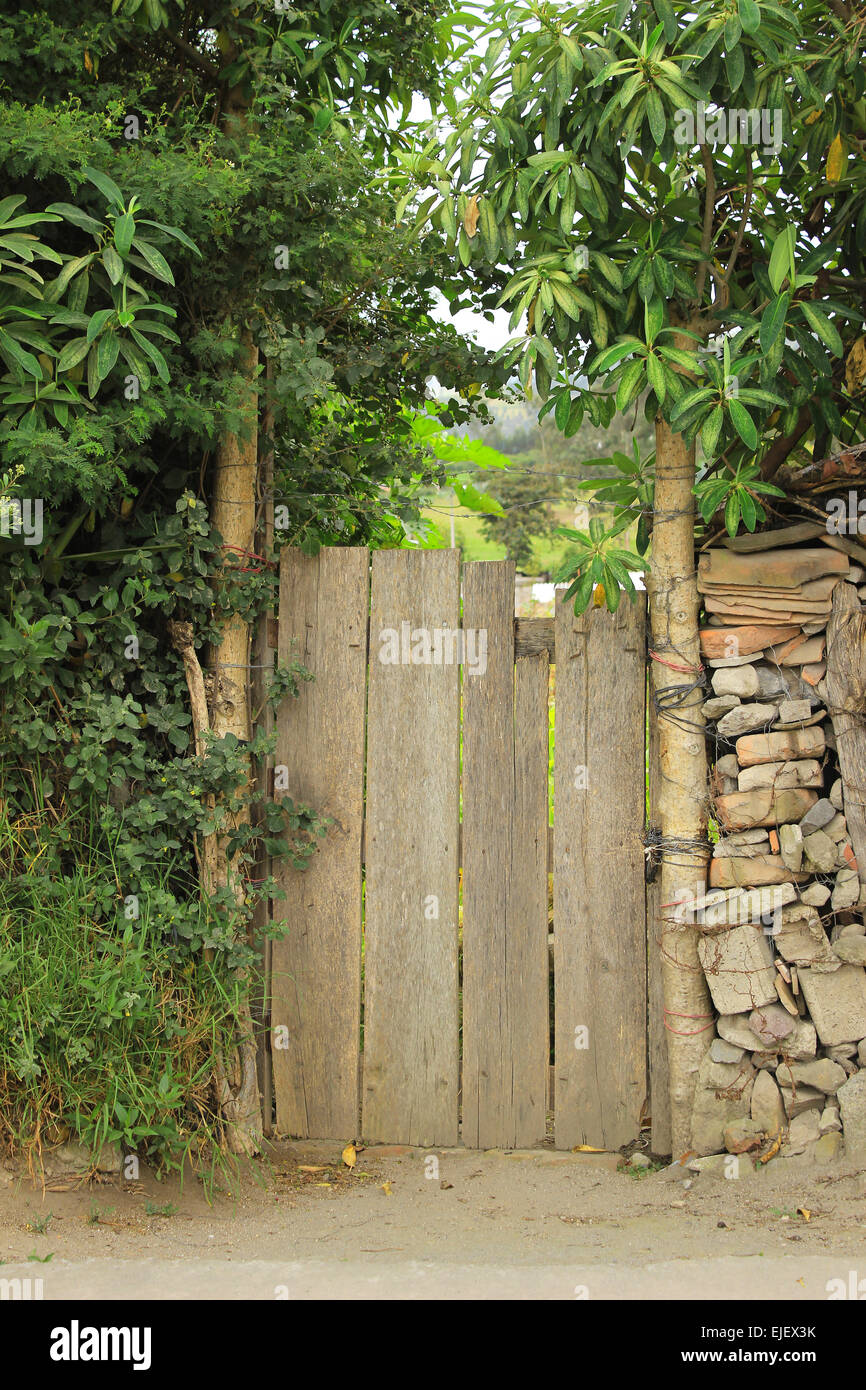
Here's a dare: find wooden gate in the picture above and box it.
[262,547,657,1151]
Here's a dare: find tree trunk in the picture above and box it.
[208,326,262,1156]
[646,416,713,1156]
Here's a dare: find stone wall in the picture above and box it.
[685,523,866,1165]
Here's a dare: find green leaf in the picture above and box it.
[616,358,646,411]
[103,246,124,284]
[0,327,41,378]
[114,211,135,257]
[759,292,790,354]
[45,202,104,236]
[701,405,724,459]
[725,490,742,537]
[56,337,92,373]
[83,166,125,211]
[768,227,795,293]
[137,219,201,256]
[550,280,585,320]
[96,331,120,382]
[646,88,666,147]
[800,302,843,357]
[739,488,757,531]
[728,398,758,450]
[86,309,114,343]
[130,238,175,285]
[646,351,665,403]
[739,0,761,34]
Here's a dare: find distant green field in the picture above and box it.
[422,491,577,572]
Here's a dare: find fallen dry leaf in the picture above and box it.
[341,1143,357,1170]
[572,1144,606,1153]
[298,1165,328,1173]
[797,1206,811,1222]
[381,1182,392,1196]
[463,195,480,239]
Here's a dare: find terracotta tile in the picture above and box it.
[699,547,848,589]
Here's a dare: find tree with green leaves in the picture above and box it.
[397,0,866,1148]
[0,0,497,1157]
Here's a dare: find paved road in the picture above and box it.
[0,1254,848,1299]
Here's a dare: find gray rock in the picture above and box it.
[690,1055,756,1157]
[779,1083,825,1117]
[830,778,844,811]
[709,653,763,668]
[801,798,837,831]
[751,1069,786,1136]
[837,1071,866,1158]
[832,869,861,912]
[786,1110,821,1154]
[712,665,759,698]
[825,812,848,842]
[724,1118,764,1153]
[749,1002,795,1045]
[859,1038,866,1066]
[717,703,780,738]
[814,1131,844,1162]
[832,935,866,966]
[712,839,773,859]
[772,902,837,968]
[798,964,866,1045]
[704,695,741,721]
[715,754,741,779]
[628,1152,653,1170]
[801,882,831,907]
[819,1106,842,1134]
[826,1042,857,1059]
[718,1010,816,1058]
[42,1140,122,1176]
[802,829,838,873]
[779,823,804,872]
[710,1037,746,1064]
[776,1058,847,1094]
[778,698,812,723]
[698,927,777,1013]
[725,828,772,845]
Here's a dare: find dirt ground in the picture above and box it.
[2,1138,866,1298]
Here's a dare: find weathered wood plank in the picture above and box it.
[462,562,549,1148]
[271,547,368,1139]
[250,414,275,1134]
[515,616,555,659]
[826,581,866,884]
[646,682,671,1155]
[553,592,647,1150]
[362,549,461,1146]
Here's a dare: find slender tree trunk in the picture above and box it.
[208,327,262,1156]
[647,416,713,1156]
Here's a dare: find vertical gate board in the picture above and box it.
[646,686,671,1154]
[250,413,275,1134]
[553,592,647,1150]
[462,562,549,1148]
[362,549,460,1146]
[271,547,368,1139]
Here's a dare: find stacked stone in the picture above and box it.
[684,523,866,1163]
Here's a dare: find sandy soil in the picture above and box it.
[2,1138,866,1294]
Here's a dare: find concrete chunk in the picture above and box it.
[698,927,777,1013]
[797,965,866,1044]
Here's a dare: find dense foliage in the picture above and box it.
[0,0,497,1169]
[397,0,866,605]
